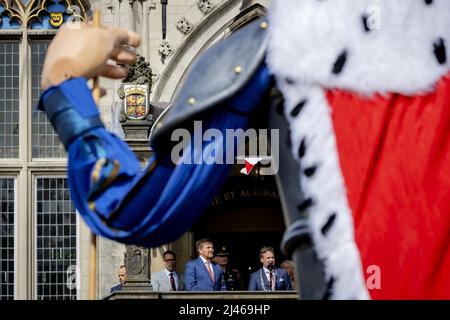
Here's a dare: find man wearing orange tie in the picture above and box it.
[184,239,226,291]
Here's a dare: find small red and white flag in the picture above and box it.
[240,158,262,175]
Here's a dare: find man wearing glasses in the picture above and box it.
[151,250,185,292]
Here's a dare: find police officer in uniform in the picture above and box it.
[213,246,242,291]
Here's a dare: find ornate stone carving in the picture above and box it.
[117,54,155,139]
[197,0,215,15]
[158,39,173,63]
[176,16,193,35]
[151,72,160,84]
[105,1,114,11]
[117,54,152,100]
[122,245,152,291]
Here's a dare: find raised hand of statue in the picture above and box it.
[41,22,141,91]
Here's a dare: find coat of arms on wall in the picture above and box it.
[123,84,149,120]
[49,12,64,28]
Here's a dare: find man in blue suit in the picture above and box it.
[110,265,126,293]
[184,239,226,291]
[248,247,292,291]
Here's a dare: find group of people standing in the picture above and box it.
[112,238,296,293]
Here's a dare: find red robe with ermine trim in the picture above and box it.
[327,73,450,299]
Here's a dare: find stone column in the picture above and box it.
[128,0,136,31]
[122,245,153,291]
[141,0,150,59]
[117,54,155,293]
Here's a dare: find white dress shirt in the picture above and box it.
[164,268,180,291]
[263,267,275,289]
[200,256,214,278]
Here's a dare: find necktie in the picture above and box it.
[269,271,274,291]
[206,261,214,282]
[169,272,176,291]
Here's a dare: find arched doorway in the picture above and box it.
[193,172,287,289]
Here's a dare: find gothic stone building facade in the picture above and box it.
[0,0,283,300]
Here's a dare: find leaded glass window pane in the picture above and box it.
[0,42,19,158]
[0,178,15,300]
[31,40,65,158]
[36,177,77,300]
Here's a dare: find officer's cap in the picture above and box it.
[215,246,229,256]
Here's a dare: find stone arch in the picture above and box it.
[152,0,267,103]
[0,0,26,26]
[0,0,92,28]
[26,0,91,28]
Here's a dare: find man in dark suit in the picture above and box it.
[248,246,292,291]
[110,265,126,293]
[212,246,243,291]
[184,238,226,291]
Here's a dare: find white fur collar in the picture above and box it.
[265,0,450,300]
[267,0,450,95]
